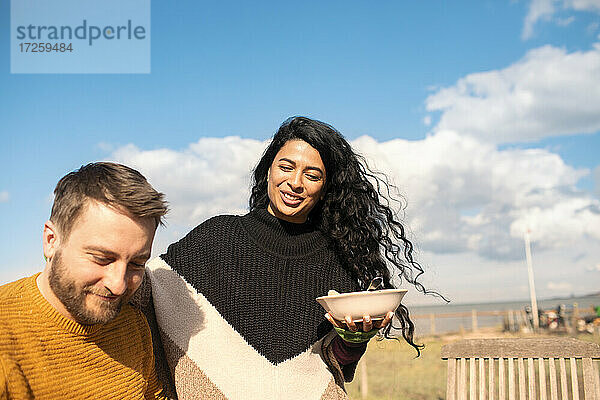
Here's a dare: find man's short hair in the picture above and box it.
[50,162,168,238]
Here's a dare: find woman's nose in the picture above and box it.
[288,172,303,192]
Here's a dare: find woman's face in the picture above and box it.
[267,140,326,224]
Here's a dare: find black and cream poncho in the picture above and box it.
[144,208,361,399]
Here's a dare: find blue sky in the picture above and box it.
[1,0,599,304]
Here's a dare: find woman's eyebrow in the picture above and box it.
[305,166,324,175]
[278,158,324,174]
[278,157,296,165]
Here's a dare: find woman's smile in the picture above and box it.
[280,190,304,206]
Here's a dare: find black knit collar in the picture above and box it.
[239,208,327,258]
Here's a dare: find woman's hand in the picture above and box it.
[325,311,394,332]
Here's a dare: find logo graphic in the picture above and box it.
[11,0,150,74]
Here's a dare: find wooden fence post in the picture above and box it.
[572,302,579,333]
[521,310,531,331]
[508,310,515,332]
[472,309,478,332]
[360,359,368,399]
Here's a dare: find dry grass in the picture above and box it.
[346,335,447,400]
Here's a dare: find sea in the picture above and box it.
[407,294,600,336]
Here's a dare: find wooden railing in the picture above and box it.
[412,306,598,335]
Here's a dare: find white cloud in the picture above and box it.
[585,263,600,271]
[110,132,600,264]
[110,137,267,226]
[96,142,116,152]
[107,133,600,302]
[595,165,600,197]
[0,191,9,203]
[423,115,432,126]
[547,281,574,291]
[523,0,600,39]
[405,235,600,304]
[556,16,576,26]
[587,21,600,34]
[510,198,600,245]
[523,0,556,40]
[426,43,600,144]
[566,0,600,12]
[353,132,599,260]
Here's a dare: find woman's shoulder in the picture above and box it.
[161,214,244,261]
[184,213,247,241]
[188,214,241,237]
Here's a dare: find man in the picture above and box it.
[0,162,169,399]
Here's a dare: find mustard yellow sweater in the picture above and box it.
[0,274,165,399]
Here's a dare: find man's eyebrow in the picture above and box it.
[84,246,150,259]
[84,247,119,257]
[278,158,324,175]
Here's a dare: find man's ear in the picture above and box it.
[43,221,60,262]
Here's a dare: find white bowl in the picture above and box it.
[316,289,407,322]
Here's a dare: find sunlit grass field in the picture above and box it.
[345,330,600,400]
[346,336,446,400]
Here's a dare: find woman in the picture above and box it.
[143,117,434,399]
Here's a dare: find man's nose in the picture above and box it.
[103,263,128,296]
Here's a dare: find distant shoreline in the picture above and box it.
[408,292,600,308]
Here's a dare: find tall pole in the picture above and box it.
[524,229,539,330]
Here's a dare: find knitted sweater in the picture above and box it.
[144,209,362,400]
[0,274,165,400]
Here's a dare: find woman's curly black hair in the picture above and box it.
[250,116,442,355]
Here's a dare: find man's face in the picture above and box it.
[45,201,156,325]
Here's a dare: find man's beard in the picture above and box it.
[48,250,127,325]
